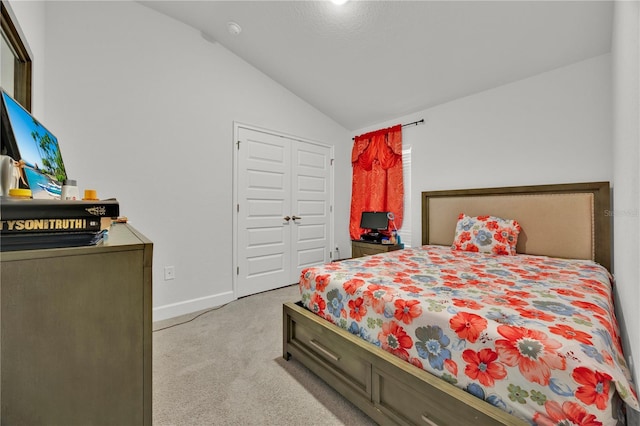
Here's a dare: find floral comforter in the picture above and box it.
[299,245,639,425]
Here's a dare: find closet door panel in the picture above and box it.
[237,128,292,297]
[290,141,331,281]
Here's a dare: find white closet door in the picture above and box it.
[235,127,332,298]
[291,141,332,280]
[236,128,292,297]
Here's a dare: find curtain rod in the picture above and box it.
[401,119,425,128]
[352,119,425,140]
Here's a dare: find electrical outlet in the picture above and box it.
[164,266,175,280]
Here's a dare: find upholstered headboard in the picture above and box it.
[421,182,611,271]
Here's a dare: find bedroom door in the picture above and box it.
[235,126,332,298]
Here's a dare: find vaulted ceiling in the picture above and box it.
[139,1,613,131]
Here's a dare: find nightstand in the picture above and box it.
[351,240,403,258]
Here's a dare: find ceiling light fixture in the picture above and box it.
[227,21,242,36]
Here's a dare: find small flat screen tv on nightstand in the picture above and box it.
[359,211,389,242]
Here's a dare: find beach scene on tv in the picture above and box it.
[3,92,67,199]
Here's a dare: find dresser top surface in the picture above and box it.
[1,223,152,261]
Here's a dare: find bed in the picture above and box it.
[283,181,639,425]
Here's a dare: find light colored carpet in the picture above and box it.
[152,284,377,426]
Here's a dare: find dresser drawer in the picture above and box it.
[373,367,446,426]
[373,364,514,426]
[284,303,372,399]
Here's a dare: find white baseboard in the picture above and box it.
[152,291,235,322]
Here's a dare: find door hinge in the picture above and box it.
[237,140,241,149]
[237,204,239,212]
[237,266,239,275]
[330,205,333,213]
[330,251,333,260]
[330,158,334,166]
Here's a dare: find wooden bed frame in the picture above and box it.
[283,181,611,426]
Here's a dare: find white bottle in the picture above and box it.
[60,179,79,200]
[0,155,14,196]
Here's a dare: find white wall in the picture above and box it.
[354,54,612,248]
[12,0,351,321]
[612,0,640,391]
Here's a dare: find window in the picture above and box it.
[398,145,411,247]
[1,0,31,111]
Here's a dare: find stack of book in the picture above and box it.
[0,198,119,251]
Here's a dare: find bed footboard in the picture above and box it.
[283,301,526,426]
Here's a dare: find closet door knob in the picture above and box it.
[292,215,302,221]
[283,216,291,221]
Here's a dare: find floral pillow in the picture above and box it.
[451,213,521,255]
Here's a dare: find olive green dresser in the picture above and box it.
[0,223,152,425]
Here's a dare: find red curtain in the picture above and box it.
[349,124,404,240]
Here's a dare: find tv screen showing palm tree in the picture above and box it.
[1,89,67,199]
